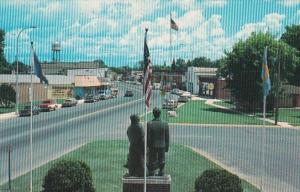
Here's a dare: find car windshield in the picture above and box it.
[42,100,51,104]
[24,106,31,110]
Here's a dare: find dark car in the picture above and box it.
[19,106,40,116]
[124,90,134,97]
[84,95,96,103]
[178,96,189,103]
[62,98,78,107]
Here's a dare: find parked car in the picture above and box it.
[124,90,134,97]
[153,83,161,90]
[178,96,189,103]
[99,93,110,100]
[111,88,118,98]
[162,99,178,109]
[171,88,183,95]
[182,91,192,98]
[39,100,58,112]
[19,106,40,116]
[62,98,77,107]
[84,95,96,103]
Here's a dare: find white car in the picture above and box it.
[181,91,192,98]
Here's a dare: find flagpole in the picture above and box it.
[30,41,34,192]
[170,13,172,66]
[144,105,147,192]
[143,28,148,192]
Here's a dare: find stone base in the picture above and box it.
[122,175,171,192]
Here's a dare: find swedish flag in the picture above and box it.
[261,47,271,97]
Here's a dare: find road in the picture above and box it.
[0,82,299,192]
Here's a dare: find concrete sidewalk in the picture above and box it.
[0,112,18,121]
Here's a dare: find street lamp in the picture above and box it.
[15,26,36,114]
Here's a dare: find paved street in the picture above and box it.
[0,82,299,192]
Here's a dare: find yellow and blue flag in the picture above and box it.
[31,42,48,84]
[261,47,271,97]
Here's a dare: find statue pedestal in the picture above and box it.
[122,175,171,192]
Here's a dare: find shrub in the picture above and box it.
[195,169,243,192]
[42,160,95,192]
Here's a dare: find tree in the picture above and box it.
[281,25,300,52]
[195,169,243,192]
[94,59,107,68]
[42,160,95,192]
[220,32,300,110]
[0,29,10,74]
[188,57,214,68]
[175,58,186,71]
[0,84,16,107]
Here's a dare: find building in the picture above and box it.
[186,67,231,99]
[153,70,186,90]
[67,68,109,78]
[41,61,103,75]
[0,74,73,103]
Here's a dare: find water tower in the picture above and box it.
[52,41,61,62]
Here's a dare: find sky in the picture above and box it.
[0,0,300,68]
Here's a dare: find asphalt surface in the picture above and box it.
[0,82,299,192]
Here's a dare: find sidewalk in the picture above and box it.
[201,97,295,128]
[0,112,18,121]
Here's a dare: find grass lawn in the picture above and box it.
[269,108,300,126]
[145,101,269,125]
[0,140,259,192]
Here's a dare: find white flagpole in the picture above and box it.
[260,95,267,192]
[170,13,172,65]
[30,42,34,192]
[144,106,147,192]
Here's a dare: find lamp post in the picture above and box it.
[15,26,36,114]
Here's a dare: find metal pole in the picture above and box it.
[15,26,36,115]
[260,96,267,192]
[275,47,280,125]
[144,107,147,192]
[8,145,12,192]
[30,41,34,192]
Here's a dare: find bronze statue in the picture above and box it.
[124,114,145,177]
[147,107,170,176]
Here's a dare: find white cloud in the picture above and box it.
[177,10,205,29]
[234,13,285,40]
[37,2,62,14]
[203,0,227,7]
[173,0,196,10]
[278,0,300,7]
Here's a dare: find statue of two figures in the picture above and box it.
[124,108,170,177]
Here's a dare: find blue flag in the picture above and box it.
[32,45,48,84]
[261,47,271,97]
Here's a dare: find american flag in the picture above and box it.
[143,29,152,110]
[170,18,179,31]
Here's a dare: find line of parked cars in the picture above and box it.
[84,89,118,103]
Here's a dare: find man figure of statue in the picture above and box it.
[124,114,145,177]
[147,107,170,176]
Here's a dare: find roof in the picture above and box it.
[74,76,101,87]
[188,67,218,77]
[0,74,73,85]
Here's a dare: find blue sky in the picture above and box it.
[0,0,299,67]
